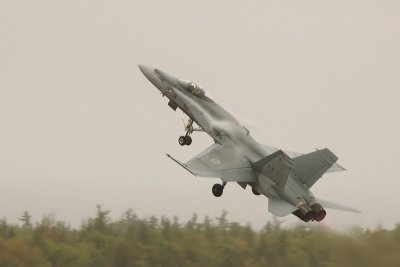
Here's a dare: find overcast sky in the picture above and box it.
[0,1,399,230]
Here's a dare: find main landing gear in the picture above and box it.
[212,182,227,197]
[178,118,202,146]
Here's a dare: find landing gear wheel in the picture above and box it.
[212,184,224,197]
[178,136,186,146]
[185,136,192,146]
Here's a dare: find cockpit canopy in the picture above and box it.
[179,79,206,97]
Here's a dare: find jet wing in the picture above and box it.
[167,143,257,182]
[292,148,338,188]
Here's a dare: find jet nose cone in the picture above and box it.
[138,64,154,79]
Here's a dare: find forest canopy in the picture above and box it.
[0,206,399,267]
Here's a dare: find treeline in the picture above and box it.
[0,207,399,267]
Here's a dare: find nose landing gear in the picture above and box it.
[212,182,227,197]
[178,118,202,146]
[178,135,192,146]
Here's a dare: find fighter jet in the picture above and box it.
[138,65,361,222]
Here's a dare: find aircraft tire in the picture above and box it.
[212,184,223,197]
[185,136,192,146]
[178,136,186,146]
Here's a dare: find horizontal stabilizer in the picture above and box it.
[268,197,297,217]
[318,199,362,213]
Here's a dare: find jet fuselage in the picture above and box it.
[138,65,320,220]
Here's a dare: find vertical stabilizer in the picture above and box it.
[292,148,338,188]
[253,150,293,189]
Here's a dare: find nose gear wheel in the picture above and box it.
[178,118,203,146]
[178,135,192,146]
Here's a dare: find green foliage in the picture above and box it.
[0,208,399,266]
[20,211,32,229]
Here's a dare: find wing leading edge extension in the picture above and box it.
[167,143,257,182]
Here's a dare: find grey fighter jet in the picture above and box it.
[139,65,361,222]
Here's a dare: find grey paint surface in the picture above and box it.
[139,65,359,222]
[0,1,399,228]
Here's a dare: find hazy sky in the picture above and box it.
[0,1,399,229]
